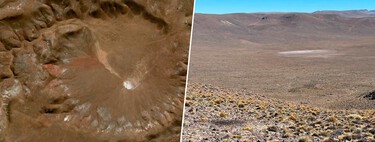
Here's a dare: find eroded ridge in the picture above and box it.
[0,0,193,141]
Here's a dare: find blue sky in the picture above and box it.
[195,0,375,14]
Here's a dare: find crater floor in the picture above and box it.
[0,0,193,141]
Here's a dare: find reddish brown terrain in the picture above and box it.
[189,11,375,110]
[0,0,193,141]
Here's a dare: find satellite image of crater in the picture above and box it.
[0,0,193,141]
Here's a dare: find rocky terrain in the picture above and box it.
[0,0,193,141]
[182,84,375,142]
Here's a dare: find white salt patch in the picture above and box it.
[64,115,72,122]
[123,81,134,90]
[220,20,235,26]
[278,50,329,55]
[278,50,338,58]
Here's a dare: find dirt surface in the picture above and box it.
[189,12,375,110]
[0,0,193,141]
[182,84,375,141]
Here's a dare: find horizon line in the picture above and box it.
[195,9,375,15]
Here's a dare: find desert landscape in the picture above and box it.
[0,0,193,141]
[183,10,375,141]
[189,10,375,109]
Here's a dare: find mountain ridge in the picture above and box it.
[193,12,375,47]
[196,9,375,18]
[314,9,375,18]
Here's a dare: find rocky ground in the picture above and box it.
[182,83,375,142]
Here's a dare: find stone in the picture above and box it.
[268,126,278,132]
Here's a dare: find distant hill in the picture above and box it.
[193,12,375,47]
[314,9,375,18]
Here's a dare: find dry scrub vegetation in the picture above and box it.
[183,84,375,142]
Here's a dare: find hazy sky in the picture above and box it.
[195,0,375,14]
